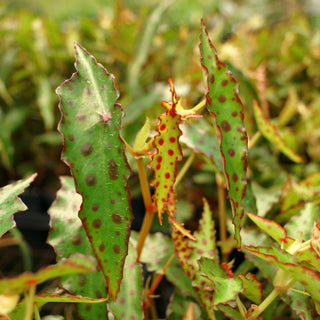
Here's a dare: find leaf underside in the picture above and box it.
[56,43,132,300]
[199,19,248,248]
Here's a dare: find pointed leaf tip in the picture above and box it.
[56,44,132,300]
[199,21,248,248]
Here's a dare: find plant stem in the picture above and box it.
[191,99,206,114]
[10,228,32,271]
[247,288,280,320]
[174,151,195,189]
[148,253,175,296]
[24,284,36,320]
[33,305,41,320]
[136,157,154,262]
[248,132,261,149]
[216,173,228,262]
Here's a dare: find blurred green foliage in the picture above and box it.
[0,0,320,195]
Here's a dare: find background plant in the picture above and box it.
[1,0,320,319]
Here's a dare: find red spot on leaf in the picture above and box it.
[168,149,174,156]
[218,95,226,103]
[160,124,166,131]
[165,172,170,179]
[158,138,164,146]
[221,120,231,132]
[170,137,176,143]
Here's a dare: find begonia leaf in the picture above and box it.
[149,80,183,224]
[0,254,96,296]
[253,101,303,163]
[243,245,320,307]
[0,173,37,237]
[47,176,108,319]
[247,211,287,245]
[107,240,143,320]
[198,257,243,306]
[199,19,248,248]
[56,43,132,300]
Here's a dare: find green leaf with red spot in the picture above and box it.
[56,43,132,300]
[0,254,96,296]
[47,176,108,319]
[149,81,183,223]
[188,198,218,275]
[0,173,37,237]
[171,200,221,319]
[243,245,320,307]
[199,19,248,248]
[253,101,303,163]
[247,211,288,245]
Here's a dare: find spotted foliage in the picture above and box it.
[56,43,132,300]
[149,80,183,224]
[0,173,37,237]
[107,240,143,320]
[47,176,108,319]
[199,20,248,248]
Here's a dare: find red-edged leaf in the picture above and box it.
[237,273,263,304]
[199,19,248,248]
[149,80,183,224]
[243,245,320,307]
[253,101,303,163]
[56,43,132,300]
[247,211,288,245]
[311,219,320,257]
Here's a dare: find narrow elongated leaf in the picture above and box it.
[47,176,108,319]
[150,80,183,224]
[0,254,96,296]
[253,101,303,163]
[247,211,287,245]
[0,173,37,237]
[243,245,320,307]
[56,43,132,300]
[10,291,108,320]
[199,19,248,248]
